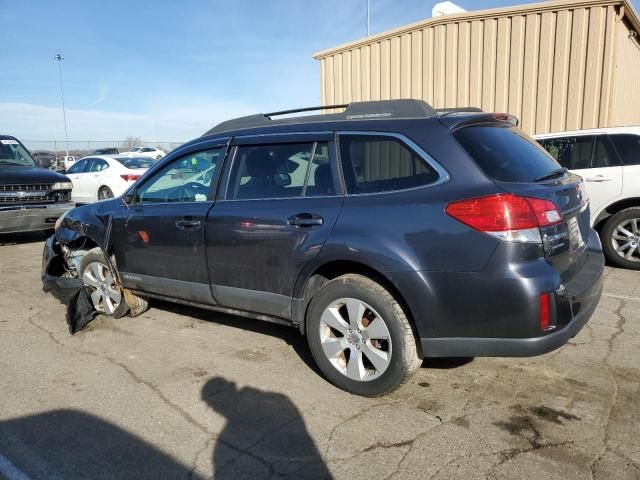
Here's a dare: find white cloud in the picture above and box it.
[0,100,256,147]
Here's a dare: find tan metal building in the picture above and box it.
[314,0,640,134]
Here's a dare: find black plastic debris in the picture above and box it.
[42,274,98,334]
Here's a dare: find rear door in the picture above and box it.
[205,134,342,319]
[86,158,110,201]
[538,134,623,223]
[111,143,227,304]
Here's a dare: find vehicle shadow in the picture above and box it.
[151,299,323,377]
[421,357,475,369]
[0,230,52,246]
[0,409,204,480]
[202,377,333,479]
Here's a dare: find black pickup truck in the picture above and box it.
[0,135,74,234]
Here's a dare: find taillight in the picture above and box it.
[121,174,141,182]
[446,193,562,243]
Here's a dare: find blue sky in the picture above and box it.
[2,0,639,143]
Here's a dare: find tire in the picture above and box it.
[306,274,421,396]
[98,186,114,200]
[155,155,162,160]
[79,248,128,317]
[601,207,640,270]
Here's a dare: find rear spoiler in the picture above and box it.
[438,112,519,131]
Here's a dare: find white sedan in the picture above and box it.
[125,146,165,160]
[65,155,153,204]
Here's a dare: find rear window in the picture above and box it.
[454,126,561,182]
[116,157,153,169]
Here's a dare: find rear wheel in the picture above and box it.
[98,186,114,200]
[601,207,640,270]
[79,248,127,316]
[306,274,421,396]
[155,154,162,160]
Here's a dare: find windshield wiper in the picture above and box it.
[0,160,26,165]
[534,167,567,182]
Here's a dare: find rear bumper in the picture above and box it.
[388,229,605,358]
[419,264,602,357]
[0,203,74,234]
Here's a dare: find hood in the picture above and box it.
[0,165,70,184]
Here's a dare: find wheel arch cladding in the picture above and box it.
[292,259,421,353]
[594,197,640,230]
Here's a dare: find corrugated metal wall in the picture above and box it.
[316,1,637,134]
[610,18,640,125]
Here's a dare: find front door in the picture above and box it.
[65,158,92,203]
[111,144,227,304]
[205,135,343,319]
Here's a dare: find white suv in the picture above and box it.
[535,127,640,270]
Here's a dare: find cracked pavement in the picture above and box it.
[0,233,639,479]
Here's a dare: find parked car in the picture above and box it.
[535,127,640,270]
[126,146,165,160]
[0,135,73,233]
[42,100,604,396]
[32,151,56,169]
[65,155,153,203]
[93,147,119,155]
[55,155,77,172]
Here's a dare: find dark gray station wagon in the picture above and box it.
[43,100,604,396]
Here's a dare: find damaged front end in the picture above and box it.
[41,202,148,333]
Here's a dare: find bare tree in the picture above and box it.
[122,136,142,150]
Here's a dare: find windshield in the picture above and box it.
[0,139,35,167]
[116,157,153,169]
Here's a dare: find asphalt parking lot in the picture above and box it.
[0,233,639,480]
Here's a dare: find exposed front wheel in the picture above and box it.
[79,248,127,316]
[306,274,421,396]
[601,207,640,270]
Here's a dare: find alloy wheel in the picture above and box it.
[319,297,392,381]
[611,218,640,262]
[81,261,122,314]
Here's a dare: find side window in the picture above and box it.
[89,159,109,172]
[610,134,640,166]
[226,143,323,200]
[538,136,594,170]
[136,148,224,204]
[66,159,87,174]
[592,136,620,168]
[305,143,335,196]
[338,135,439,194]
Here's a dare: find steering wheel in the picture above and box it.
[172,182,209,201]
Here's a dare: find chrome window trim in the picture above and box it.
[336,130,450,196]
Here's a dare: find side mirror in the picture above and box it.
[122,190,136,205]
[273,173,291,187]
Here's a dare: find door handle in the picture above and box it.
[175,218,202,230]
[585,175,613,182]
[288,213,324,227]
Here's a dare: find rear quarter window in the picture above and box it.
[454,126,561,182]
[610,134,640,166]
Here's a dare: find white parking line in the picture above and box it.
[603,292,640,303]
[0,453,30,480]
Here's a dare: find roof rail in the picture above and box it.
[204,99,438,136]
[435,107,483,115]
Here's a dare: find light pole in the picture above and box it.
[367,0,371,37]
[53,53,70,158]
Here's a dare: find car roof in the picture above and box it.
[533,126,640,139]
